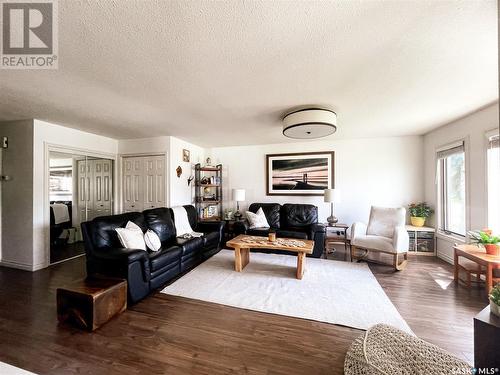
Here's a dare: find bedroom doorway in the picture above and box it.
[49,151,114,264]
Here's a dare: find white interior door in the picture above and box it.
[122,155,166,212]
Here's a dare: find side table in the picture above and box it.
[324,223,350,261]
[474,305,500,369]
[57,277,127,331]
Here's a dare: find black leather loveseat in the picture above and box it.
[81,205,224,304]
[233,203,326,258]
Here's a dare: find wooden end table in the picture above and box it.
[57,277,127,331]
[453,244,500,294]
[474,305,500,369]
[324,223,350,261]
[226,235,314,280]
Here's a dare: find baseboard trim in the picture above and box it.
[0,260,47,271]
[437,251,453,265]
[0,260,34,271]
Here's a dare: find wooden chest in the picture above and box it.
[57,277,127,331]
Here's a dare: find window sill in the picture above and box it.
[435,231,466,244]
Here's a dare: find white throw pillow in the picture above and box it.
[144,229,161,252]
[246,207,270,229]
[115,221,146,250]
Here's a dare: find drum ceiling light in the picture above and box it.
[282,107,337,139]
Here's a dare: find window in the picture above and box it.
[437,142,466,236]
[487,133,500,233]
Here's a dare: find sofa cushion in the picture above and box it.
[366,206,406,238]
[176,237,204,256]
[149,245,182,272]
[143,208,177,244]
[352,235,395,253]
[248,203,281,229]
[281,204,318,228]
[276,229,308,240]
[91,212,146,249]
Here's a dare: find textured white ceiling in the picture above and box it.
[0,0,497,147]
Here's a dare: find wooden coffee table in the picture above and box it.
[226,235,314,279]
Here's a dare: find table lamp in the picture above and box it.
[232,189,246,220]
[324,189,341,225]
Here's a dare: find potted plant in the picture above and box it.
[469,229,500,256]
[490,284,500,318]
[408,202,433,227]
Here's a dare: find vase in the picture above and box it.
[490,300,500,318]
[484,244,500,256]
[410,216,425,227]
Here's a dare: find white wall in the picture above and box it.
[33,120,118,269]
[0,120,34,270]
[423,103,499,263]
[210,136,424,226]
[169,137,205,207]
[118,136,205,208]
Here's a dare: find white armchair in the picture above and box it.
[351,206,409,271]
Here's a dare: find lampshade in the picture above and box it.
[232,189,246,202]
[324,189,340,203]
[283,107,337,139]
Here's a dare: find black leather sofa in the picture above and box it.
[81,205,224,304]
[233,203,326,258]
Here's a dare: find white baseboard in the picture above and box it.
[437,251,453,265]
[0,260,47,271]
[0,260,33,271]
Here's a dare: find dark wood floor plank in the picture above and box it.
[0,251,488,374]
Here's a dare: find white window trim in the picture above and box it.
[485,128,500,231]
[435,136,470,239]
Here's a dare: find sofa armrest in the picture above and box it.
[197,221,224,234]
[309,223,326,258]
[351,222,367,241]
[393,225,409,253]
[233,220,249,235]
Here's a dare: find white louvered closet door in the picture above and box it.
[143,156,165,210]
[77,159,91,224]
[93,159,113,219]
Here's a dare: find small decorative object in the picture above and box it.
[408,202,433,227]
[176,166,182,178]
[200,176,210,185]
[324,188,341,225]
[266,151,334,196]
[225,209,234,220]
[490,284,500,317]
[187,175,194,186]
[182,149,190,162]
[205,157,212,167]
[469,229,500,256]
[268,232,276,242]
[232,188,245,220]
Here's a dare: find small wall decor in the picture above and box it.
[176,165,182,178]
[266,151,334,196]
[187,175,194,186]
[205,157,212,167]
[183,149,190,162]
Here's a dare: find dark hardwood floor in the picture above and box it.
[0,250,488,374]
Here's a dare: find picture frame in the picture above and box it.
[182,149,190,162]
[266,151,334,196]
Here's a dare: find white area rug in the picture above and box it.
[162,250,412,332]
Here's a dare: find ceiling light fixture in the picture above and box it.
[282,107,337,139]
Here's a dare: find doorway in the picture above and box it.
[48,151,114,264]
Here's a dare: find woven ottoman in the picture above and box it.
[344,324,471,375]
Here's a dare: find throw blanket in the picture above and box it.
[171,206,203,238]
[51,203,70,225]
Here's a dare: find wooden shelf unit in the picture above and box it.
[406,225,436,256]
[194,163,222,222]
